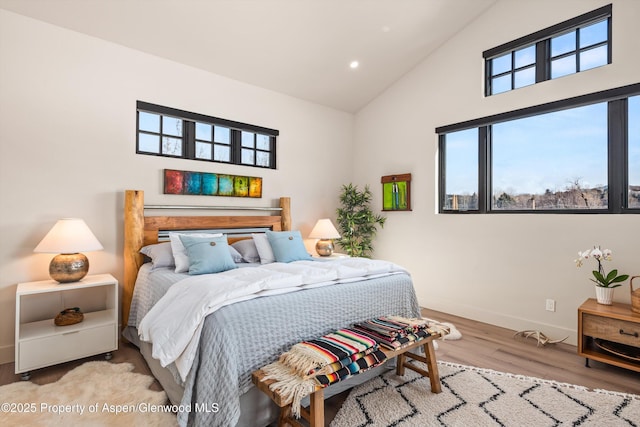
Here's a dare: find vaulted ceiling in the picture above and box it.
[0,0,496,112]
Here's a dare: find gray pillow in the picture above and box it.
[140,242,175,270]
[231,239,261,263]
[228,245,245,263]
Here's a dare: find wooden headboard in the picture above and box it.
[122,189,291,327]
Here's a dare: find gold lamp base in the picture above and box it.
[49,253,89,283]
[315,239,335,257]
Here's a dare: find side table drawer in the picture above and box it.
[582,313,640,347]
[17,323,116,372]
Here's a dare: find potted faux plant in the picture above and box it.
[336,184,386,258]
[575,246,629,305]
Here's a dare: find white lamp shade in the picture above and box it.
[34,218,104,254]
[308,219,341,239]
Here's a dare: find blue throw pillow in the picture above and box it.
[178,235,238,275]
[266,230,312,263]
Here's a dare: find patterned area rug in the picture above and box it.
[0,361,177,426]
[331,361,640,426]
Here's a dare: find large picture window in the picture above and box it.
[437,83,640,214]
[136,102,278,169]
[492,103,608,210]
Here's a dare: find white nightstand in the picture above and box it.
[15,274,118,380]
[312,253,349,259]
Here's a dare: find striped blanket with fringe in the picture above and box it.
[352,316,437,350]
[261,327,387,417]
[314,348,387,386]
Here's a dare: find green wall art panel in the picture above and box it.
[381,173,412,211]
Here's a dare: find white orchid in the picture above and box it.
[575,246,628,288]
[574,250,591,267]
[591,247,603,259]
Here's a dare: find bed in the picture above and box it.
[120,190,421,427]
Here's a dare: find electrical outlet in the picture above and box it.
[545,299,556,312]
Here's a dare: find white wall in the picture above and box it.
[354,0,640,345]
[0,10,354,363]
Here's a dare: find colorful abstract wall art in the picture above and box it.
[381,173,412,211]
[164,169,263,198]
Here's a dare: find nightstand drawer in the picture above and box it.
[582,313,640,347]
[18,323,116,372]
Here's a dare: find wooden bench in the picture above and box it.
[252,331,443,427]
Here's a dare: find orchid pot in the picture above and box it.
[575,246,629,305]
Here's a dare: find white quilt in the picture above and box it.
[138,258,405,381]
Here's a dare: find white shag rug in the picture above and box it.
[0,361,177,426]
[331,360,640,426]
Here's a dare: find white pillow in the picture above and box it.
[252,233,276,264]
[169,232,223,273]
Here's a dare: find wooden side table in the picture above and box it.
[578,298,640,372]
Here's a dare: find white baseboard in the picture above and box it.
[422,300,577,346]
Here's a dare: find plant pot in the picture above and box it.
[595,285,614,305]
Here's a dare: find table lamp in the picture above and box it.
[309,219,341,256]
[34,218,104,283]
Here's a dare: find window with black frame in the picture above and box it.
[136,101,278,169]
[137,111,184,157]
[491,102,608,211]
[485,4,611,96]
[438,84,640,214]
[441,128,479,211]
[629,95,640,208]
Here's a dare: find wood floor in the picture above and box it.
[421,308,640,395]
[2,308,639,426]
[0,339,163,391]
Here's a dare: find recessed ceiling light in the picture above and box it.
[350,61,359,69]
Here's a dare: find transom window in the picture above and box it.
[438,84,640,214]
[489,45,536,95]
[138,112,184,157]
[241,131,273,167]
[550,19,609,79]
[136,101,278,169]
[485,4,611,96]
[195,123,232,162]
